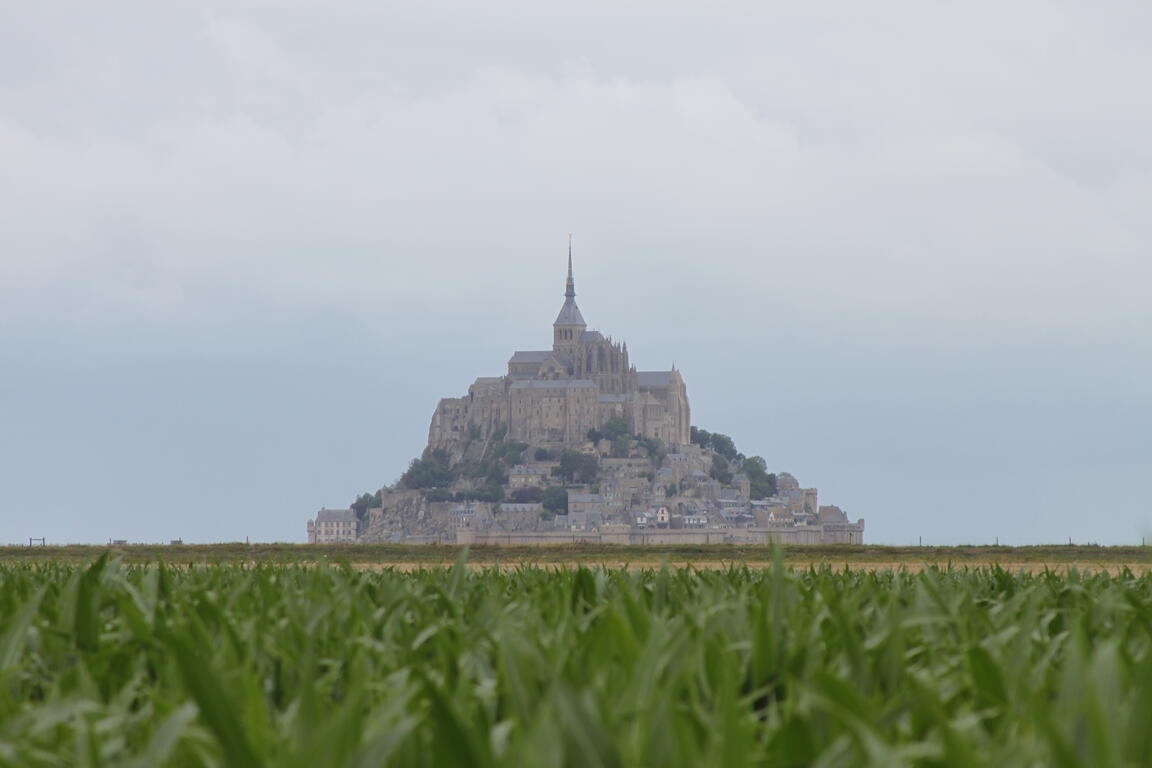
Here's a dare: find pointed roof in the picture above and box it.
[554,239,586,327]
[565,241,575,299]
[316,508,357,523]
[509,350,554,364]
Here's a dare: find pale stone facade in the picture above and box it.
[307,508,360,543]
[428,250,691,456]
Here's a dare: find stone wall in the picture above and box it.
[452,524,863,547]
[508,380,598,445]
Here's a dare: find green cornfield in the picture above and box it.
[2,556,1151,766]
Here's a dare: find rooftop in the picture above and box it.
[316,508,357,523]
[509,350,553,364]
[637,370,674,387]
[509,379,597,390]
[554,298,586,327]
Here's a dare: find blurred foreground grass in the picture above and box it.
[2,557,1152,766]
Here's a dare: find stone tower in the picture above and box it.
[427,241,691,454]
[553,245,586,352]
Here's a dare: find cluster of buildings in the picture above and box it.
[308,248,863,545]
[310,443,862,545]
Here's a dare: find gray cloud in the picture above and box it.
[1,1,1149,544]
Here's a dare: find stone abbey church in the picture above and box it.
[428,250,691,455]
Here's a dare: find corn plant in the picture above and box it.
[1,555,1151,766]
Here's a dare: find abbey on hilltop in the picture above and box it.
[428,247,690,457]
[307,244,864,546]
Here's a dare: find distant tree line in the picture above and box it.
[690,427,738,461]
[691,425,776,499]
[349,489,383,520]
[397,433,593,508]
[397,433,531,503]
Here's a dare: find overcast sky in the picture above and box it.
[2,1,1149,545]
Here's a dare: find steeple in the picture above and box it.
[553,236,586,349]
[565,236,576,299]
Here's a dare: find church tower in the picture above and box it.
[553,244,586,351]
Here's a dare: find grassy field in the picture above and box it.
[2,556,1151,765]
[2,542,1151,567]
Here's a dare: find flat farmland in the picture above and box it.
[3,542,1151,570]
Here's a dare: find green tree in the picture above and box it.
[480,485,504,502]
[542,486,569,513]
[603,416,630,441]
[399,449,454,489]
[350,492,374,518]
[534,448,553,461]
[456,459,488,479]
[710,433,738,461]
[742,456,767,475]
[455,485,504,503]
[509,487,544,503]
[710,454,733,485]
[556,451,599,484]
[611,436,631,458]
[690,426,711,449]
[486,462,508,486]
[740,456,777,499]
[638,436,666,463]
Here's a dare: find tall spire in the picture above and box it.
[554,234,586,331]
[565,233,575,299]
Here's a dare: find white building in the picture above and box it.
[307,508,360,543]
